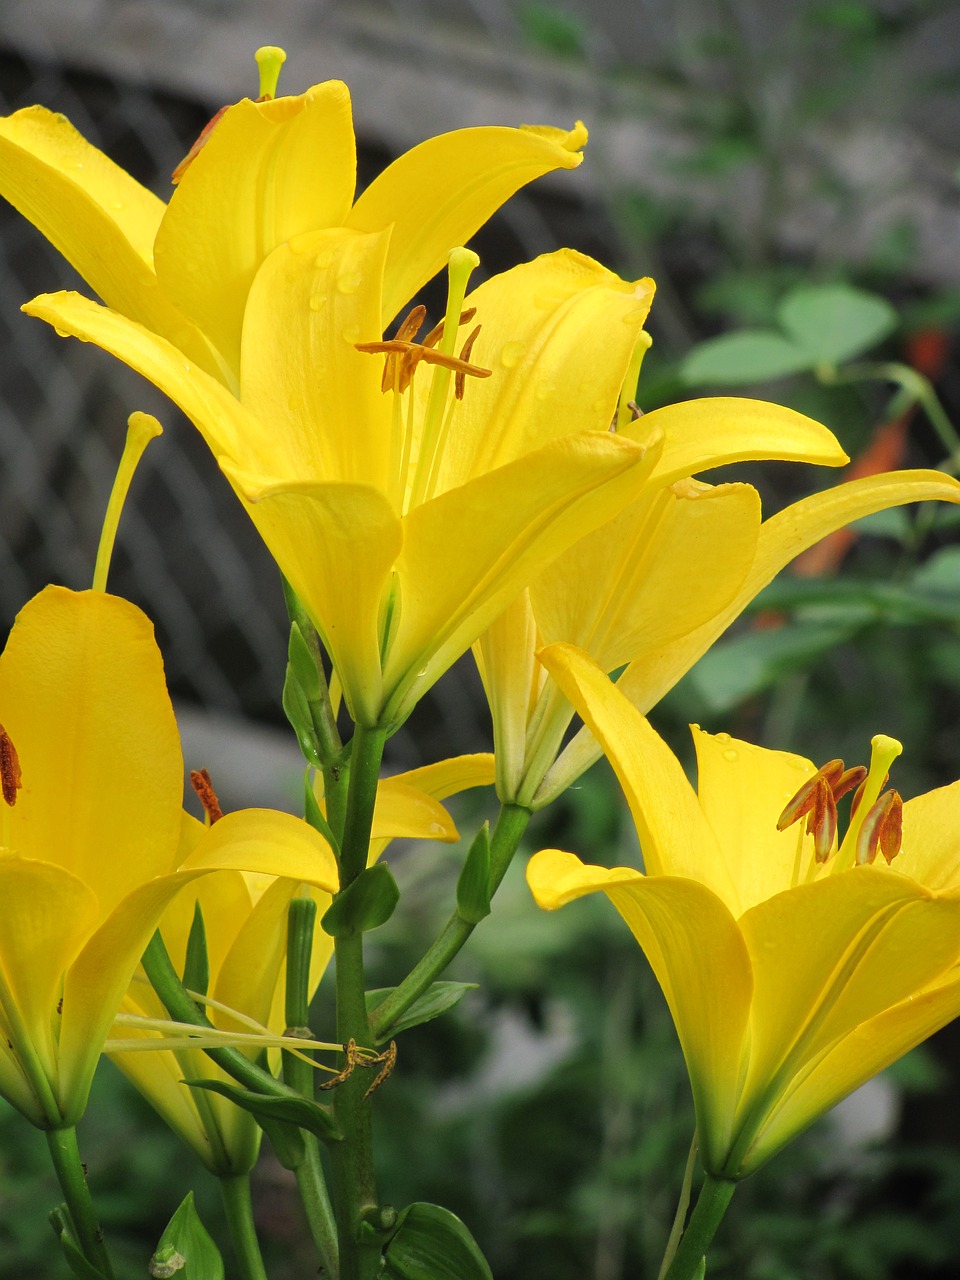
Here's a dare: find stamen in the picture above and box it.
[364,1040,398,1099]
[807,777,838,864]
[0,725,21,807]
[615,331,653,432]
[455,325,483,400]
[172,108,229,184]
[834,765,868,803]
[93,412,163,593]
[190,768,223,824]
[777,760,844,831]
[856,790,904,866]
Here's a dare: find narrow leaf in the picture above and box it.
[367,982,478,1044]
[321,863,399,938]
[184,1078,342,1143]
[181,901,209,998]
[456,823,492,924]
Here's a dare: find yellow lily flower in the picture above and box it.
[25,248,665,729]
[111,754,493,1172]
[526,642,960,1179]
[475,404,960,804]
[0,56,587,385]
[0,586,337,1129]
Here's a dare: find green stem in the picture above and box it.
[369,803,531,1041]
[660,1174,736,1280]
[657,1136,699,1280]
[45,1126,115,1278]
[284,897,340,1280]
[219,1174,268,1280]
[330,724,388,1280]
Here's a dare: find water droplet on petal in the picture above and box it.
[337,271,362,295]
[714,732,731,744]
[722,748,738,763]
[500,341,524,369]
[309,293,326,312]
[341,325,360,346]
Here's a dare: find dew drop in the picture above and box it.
[309,293,327,312]
[535,382,556,402]
[500,341,524,368]
[341,325,360,346]
[714,732,732,745]
[722,748,738,763]
[337,271,362,295]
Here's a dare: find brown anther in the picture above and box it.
[455,325,483,400]
[833,766,868,803]
[856,789,903,866]
[806,776,838,864]
[422,307,477,349]
[778,759,853,836]
[189,768,223,824]
[0,724,21,807]
[364,1040,398,1099]
[318,1039,360,1092]
[355,334,492,397]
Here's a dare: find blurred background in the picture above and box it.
[2,1,960,1276]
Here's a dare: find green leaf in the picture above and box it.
[321,864,399,938]
[149,1192,223,1280]
[366,982,478,1044]
[49,1209,105,1280]
[184,1079,342,1144]
[282,668,322,767]
[182,902,209,999]
[382,1203,493,1280]
[681,331,815,386]
[288,620,324,702]
[456,823,492,924]
[777,283,898,365]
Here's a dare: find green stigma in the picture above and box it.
[255,46,287,100]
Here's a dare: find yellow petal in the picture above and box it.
[231,480,402,727]
[527,849,752,1172]
[393,753,496,801]
[383,430,657,725]
[611,469,960,719]
[535,643,736,902]
[0,108,221,377]
[24,290,268,465]
[731,870,960,1174]
[692,728,817,914]
[214,876,300,1035]
[473,592,544,798]
[429,250,655,493]
[178,808,338,889]
[635,397,848,482]
[745,961,960,1173]
[0,587,183,915]
[155,83,356,377]
[895,780,960,890]
[347,122,588,327]
[0,858,98,1096]
[372,778,459,847]
[532,481,760,673]
[239,227,392,489]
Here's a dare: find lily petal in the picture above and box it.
[634,397,848,483]
[0,586,183,914]
[240,227,393,489]
[155,82,357,377]
[429,250,655,493]
[693,727,817,914]
[538,643,737,893]
[348,122,588,327]
[527,849,752,1172]
[384,430,657,724]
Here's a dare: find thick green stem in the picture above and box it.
[45,1126,115,1278]
[369,803,531,1041]
[330,724,388,1280]
[660,1174,736,1280]
[219,1174,268,1280]
[284,897,340,1279]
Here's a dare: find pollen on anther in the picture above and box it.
[0,724,22,807]
[190,768,223,824]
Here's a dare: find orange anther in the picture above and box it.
[189,768,223,824]
[856,790,903,866]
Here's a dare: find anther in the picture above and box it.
[455,325,483,400]
[318,1039,360,1091]
[0,724,21,807]
[777,760,844,832]
[364,1040,398,1099]
[856,790,903,866]
[189,769,223,824]
[808,777,838,864]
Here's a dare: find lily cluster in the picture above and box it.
[0,42,959,1280]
